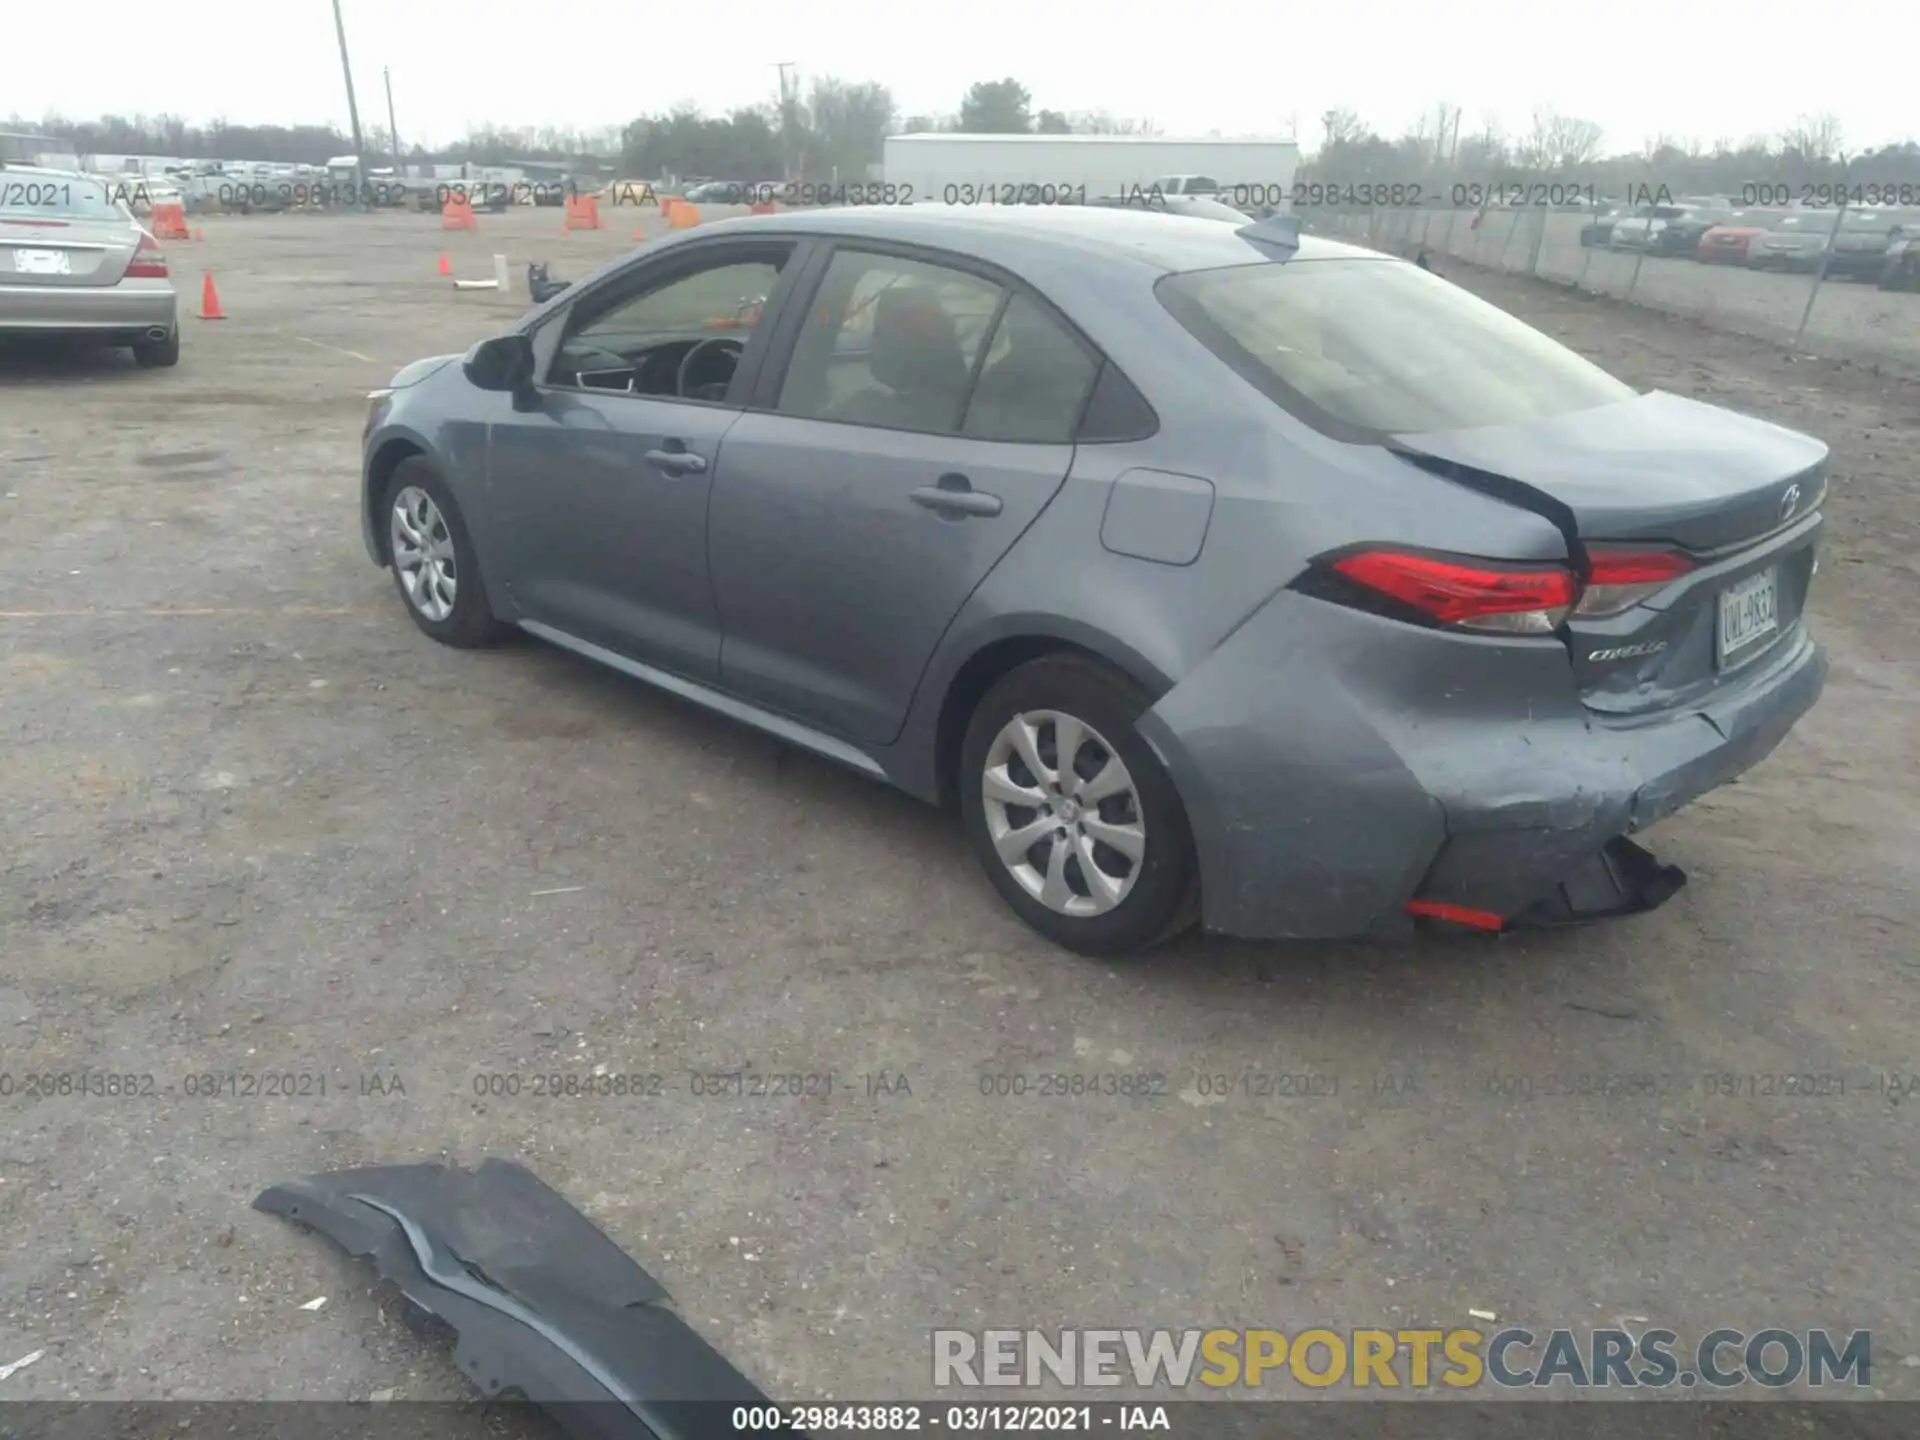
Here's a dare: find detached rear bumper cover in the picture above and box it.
[254,1158,801,1440]
[1137,590,1825,941]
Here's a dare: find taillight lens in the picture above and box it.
[125,233,168,278]
[1313,545,1696,634]
[1329,549,1578,634]
[1575,549,1694,618]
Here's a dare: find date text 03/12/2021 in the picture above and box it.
[730,1404,1173,1432]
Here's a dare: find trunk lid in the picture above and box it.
[1395,391,1826,715]
[0,215,138,286]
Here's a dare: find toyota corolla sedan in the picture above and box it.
[360,206,1827,955]
[0,164,179,364]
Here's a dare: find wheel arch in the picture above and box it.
[929,623,1176,814]
[365,437,429,565]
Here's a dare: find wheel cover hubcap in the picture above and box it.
[390,485,457,622]
[982,709,1146,917]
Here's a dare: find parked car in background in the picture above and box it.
[1647,201,1736,256]
[1824,208,1920,280]
[1879,225,1920,290]
[1697,209,1786,264]
[358,205,1827,953]
[1084,192,1251,223]
[1608,203,1690,251]
[1749,210,1840,271]
[0,165,179,366]
[1579,205,1629,247]
[1150,175,1223,198]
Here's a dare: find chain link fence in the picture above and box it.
[1304,199,1918,376]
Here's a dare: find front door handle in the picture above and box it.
[910,473,1002,519]
[645,447,708,476]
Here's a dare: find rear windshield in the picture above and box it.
[0,172,123,221]
[1157,259,1635,437]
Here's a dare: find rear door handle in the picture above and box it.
[910,474,1002,518]
[645,447,707,475]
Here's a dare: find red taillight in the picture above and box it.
[125,233,168,278]
[1330,549,1578,634]
[1576,549,1693,618]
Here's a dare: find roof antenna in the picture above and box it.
[1237,212,1301,255]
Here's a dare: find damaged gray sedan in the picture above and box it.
[359,206,1826,954]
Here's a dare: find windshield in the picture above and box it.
[1840,211,1898,232]
[0,171,123,221]
[1158,259,1636,436]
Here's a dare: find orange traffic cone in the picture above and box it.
[192,227,205,241]
[198,273,225,320]
[437,253,451,276]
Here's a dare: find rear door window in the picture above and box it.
[775,250,1004,434]
[960,292,1100,443]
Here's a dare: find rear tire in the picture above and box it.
[381,457,506,648]
[132,328,180,368]
[959,655,1199,957]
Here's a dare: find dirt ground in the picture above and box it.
[1,208,1916,1414]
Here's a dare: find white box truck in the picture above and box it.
[882,134,1299,210]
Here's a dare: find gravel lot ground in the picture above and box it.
[1,207,1916,1418]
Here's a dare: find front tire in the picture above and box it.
[382,457,505,648]
[959,656,1198,956]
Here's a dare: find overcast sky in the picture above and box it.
[10,0,1895,157]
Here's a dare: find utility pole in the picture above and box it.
[383,67,401,176]
[773,62,798,181]
[330,0,369,207]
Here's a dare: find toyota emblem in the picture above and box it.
[1779,483,1801,522]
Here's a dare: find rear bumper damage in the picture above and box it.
[1410,628,1824,929]
[1138,590,1825,942]
[254,1158,802,1440]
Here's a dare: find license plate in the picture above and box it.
[12,248,70,275]
[1717,567,1779,668]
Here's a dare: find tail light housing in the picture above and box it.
[1574,548,1694,618]
[1325,549,1577,634]
[1308,545,1693,635]
[125,232,168,278]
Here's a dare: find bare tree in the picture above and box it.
[1538,111,1604,169]
[1319,108,1368,149]
[1779,112,1843,162]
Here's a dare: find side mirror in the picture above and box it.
[464,332,535,397]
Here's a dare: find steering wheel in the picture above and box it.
[676,336,746,400]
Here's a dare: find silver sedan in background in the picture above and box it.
[0,165,179,366]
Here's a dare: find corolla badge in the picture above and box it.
[1588,641,1668,662]
[1779,483,1801,522]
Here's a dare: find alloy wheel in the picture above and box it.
[390,485,457,623]
[981,710,1147,917]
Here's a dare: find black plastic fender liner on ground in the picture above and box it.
[253,1158,809,1440]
